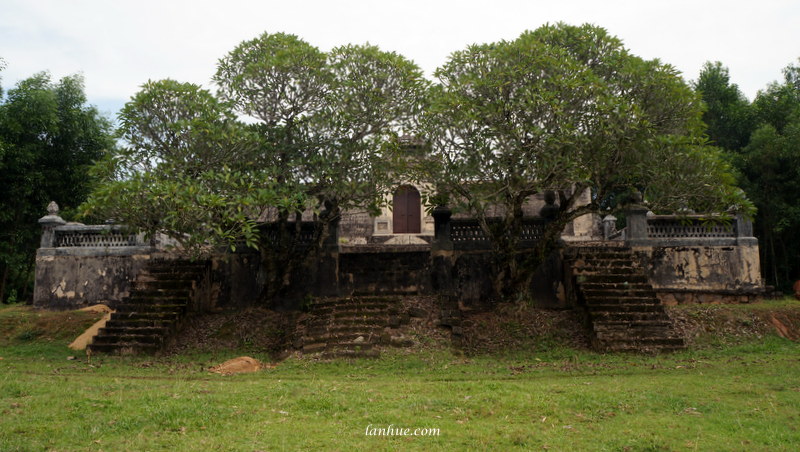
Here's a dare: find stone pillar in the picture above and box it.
[735,214,758,246]
[430,206,455,297]
[602,214,617,240]
[431,206,453,251]
[316,215,341,297]
[38,201,66,248]
[624,192,650,247]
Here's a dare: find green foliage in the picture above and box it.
[0,71,114,303]
[698,59,800,290]
[737,73,800,288]
[84,80,273,250]
[694,61,755,151]
[421,23,750,299]
[85,33,427,299]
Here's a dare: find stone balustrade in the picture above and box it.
[623,203,756,247]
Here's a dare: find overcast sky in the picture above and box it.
[1,0,798,121]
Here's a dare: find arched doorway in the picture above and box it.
[393,185,421,233]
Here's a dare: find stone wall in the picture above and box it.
[210,250,264,308]
[33,201,765,311]
[634,245,763,304]
[339,245,431,296]
[34,250,153,310]
[622,206,763,304]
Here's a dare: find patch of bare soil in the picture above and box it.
[460,303,590,355]
[165,307,298,359]
[668,303,800,346]
[209,356,272,375]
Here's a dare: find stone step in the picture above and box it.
[579,274,648,284]
[314,306,398,317]
[304,332,381,345]
[573,267,640,276]
[110,311,181,321]
[582,289,656,298]
[98,326,170,336]
[583,296,661,305]
[302,342,328,353]
[115,304,187,314]
[593,318,673,328]
[580,282,652,291]
[328,316,388,326]
[105,318,176,329]
[321,349,381,359]
[590,311,670,322]
[594,327,675,339]
[586,303,663,312]
[92,334,164,345]
[125,296,191,305]
[305,325,384,337]
[310,297,399,309]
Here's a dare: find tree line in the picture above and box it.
[0,59,114,303]
[695,60,800,292]
[1,23,798,303]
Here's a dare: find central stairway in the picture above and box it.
[88,259,208,355]
[298,297,414,359]
[566,246,685,353]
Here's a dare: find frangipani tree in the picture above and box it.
[420,23,752,299]
[85,33,427,301]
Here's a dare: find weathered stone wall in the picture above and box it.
[634,244,763,304]
[34,249,153,310]
[339,245,431,296]
[432,249,564,309]
[339,210,375,244]
[209,250,264,308]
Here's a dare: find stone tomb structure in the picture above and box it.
[33,197,763,353]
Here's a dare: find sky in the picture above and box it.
[1,0,798,121]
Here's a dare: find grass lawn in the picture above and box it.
[1,303,800,451]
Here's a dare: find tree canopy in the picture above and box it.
[84,33,427,300]
[693,62,755,151]
[419,23,751,298]
[0,70,114,303]
[694,59,800,291]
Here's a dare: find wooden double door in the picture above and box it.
[392,185,421,234]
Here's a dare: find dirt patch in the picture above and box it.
[78,304,113,314]
[209,356,270,375]
[460,303,589,355]
[668,301,800,347]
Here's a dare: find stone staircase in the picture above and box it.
[88,259,208,355]
[297,297,414,359]
[566,246,685,353]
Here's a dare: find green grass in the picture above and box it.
[1,302,800,451]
